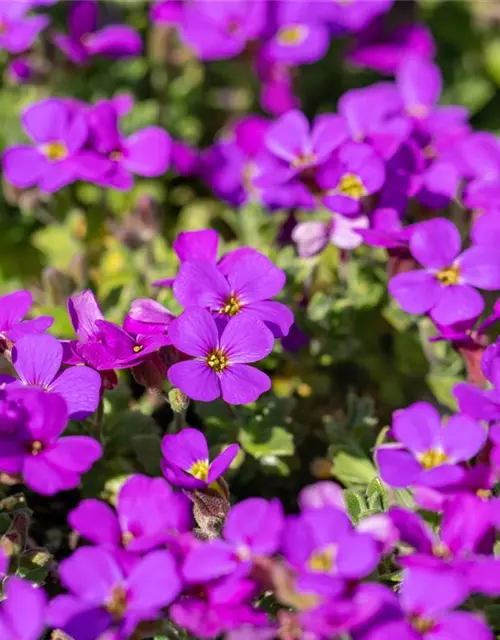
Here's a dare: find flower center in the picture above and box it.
[291,152,317,169]
[432,542,451,559]
[308,544,337,573]
[419,449,449,470]
[206,348,229,373]
[189,459,210,481]
[30,440,44,456]
[410,615,436,634]
[122,531,135,546]
[220,294,242,316]
[109,150,123,161]
[0,21,7,35]
[338,173,367,199]
[133,344,144,353]
[277,24,309,46]
[436,265,460,286]
[41,141,69,162]
[105,585,128,621]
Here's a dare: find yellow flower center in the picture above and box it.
[436,265,460,286]
[106,585,128,621]
[419,449,449,470]
[206,348,229,373]
[410,615,436,634]
[189,459,210,481]
[432,542,451,559]
[41,141,69,162]
[308,545,337,573]
[122,531,134,546]
[133,344,144,353]
[338,173,367,199]
[31,440,44,456]
[277,25,309,46]
[110,150,123,161]
[291,152,317,169]
[220,294,242,316]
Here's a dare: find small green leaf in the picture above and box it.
[239,426,294,459]
[332,450,377,488]
[132,434,163,476]
[344,490,366,524]
[366,477,389,512]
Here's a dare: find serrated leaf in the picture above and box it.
[344,490,366,524]
[366,477,389,512]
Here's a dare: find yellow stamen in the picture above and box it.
[206,348,229,373]
[122,531,134,546]
[436,265,460,286]
[133,345,143,353]
[189,459,210,481]
[109,151,123,161]
[31,441,43,456]
[338,173,367,199]
[308,545,337,573]
[277,25,309,46]
[291,152,317,169]
[220,294,242,316]
[105,585,128,621]
[410,615,436,633]
[41,141,68,162]
[419,449,449,470]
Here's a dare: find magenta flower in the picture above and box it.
[0,2,48,55]
[7,334,101,420]
[0,290,53,343]
[317,142,386,216]
[69,474,192,553]
[0,576,47,640]
[0,388,102,495]
[264,1,330,65]
[53,0,142,65]
[376,402,486,490]
[167,308,274,404]
[454,342,500,422]
[48,547,181,640]
[180,0,266,61]
[123,298,175,336]
[161,427,239,491]
[182,498,284,583]
[79,100,171,190]
[389,218,500,325]
[2,98,90,192]
[174,248,293,337]
[292,214,369,256]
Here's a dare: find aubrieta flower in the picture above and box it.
[454,342,500,422]
[183,498,284,583]
[0,290,53,343]
[48,546,181,640]
[180,0,267,61]
[7,333,101,420]
[0,2,48,55]
[389,218,500,326]
[161,427,239,491]
[292,214,369,256]
[53,0,142,66]
[0,576,47,640]
[167,308,274,404]
[174,247,293,337]
[376,401,486,490]
[356,566,493,640]
[0,388,102,495]
[2,98,90,193]
[69,474,192,553]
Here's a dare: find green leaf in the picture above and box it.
[427,373,460,411]
[332,450,377,488]
[344,490,366,524]
[239,426,294,460]
[32,225,81,270]
[366,476,389,512]
[132,434,163,476]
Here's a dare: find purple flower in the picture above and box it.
[54,0,142,65]
[6,334,101,420]
[264,1,330,65]
[389,218,500,325]
[151,0,185,25]
[167,308,274,404]
[319,0,394,33]
[3,98,90,192]
[48,546,181,640]
[173,248,293,337]
[293,214,369,256]
[182,498,284,583]
[123,298,175,336]
[69,474,192,553]
[317,142,386,216]
[0,290,53,343]
[0,576,47,640]
[161,427,239,491]
[79,100,172,190]
[357,566,493,640]
[454,342,500,421]
[282,505,380,593]
[0,2,48,55]
[376,402,486,490]
[180,0,266,61]
[0,388,102,495]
